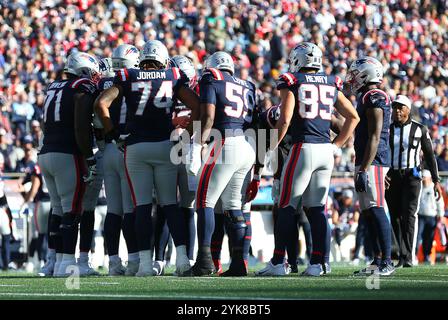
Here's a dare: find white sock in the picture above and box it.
[109,255,120,264]
[128,252,139,262]
[62,254,75,262]
[139,250,152,266]
[56,253,63,263]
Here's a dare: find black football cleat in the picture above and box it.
[186,262,215,277]
[220,260,248,277]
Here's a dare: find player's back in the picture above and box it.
[40,78,96,155]
[116,67,188,145]
[199,68,257,135]
[354,88,391,166]
[276,71,342,144]
[97,77,127,135]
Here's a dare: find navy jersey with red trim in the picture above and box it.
[22,163,50,203]
[199,68,257,134]
[114,67,189,144]
[40,78,96,155]
[97,77,127,135]
[276,72,342,144]
[354,88,391,166]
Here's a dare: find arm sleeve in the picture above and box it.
[421,126,440,183]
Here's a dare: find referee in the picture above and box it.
[385,95,442,268]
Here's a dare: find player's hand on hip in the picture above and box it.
[331,143,341,156]
[186,142,202,176]
[355,171,368,193]
[245,175,261,202]
[83,156,97,184]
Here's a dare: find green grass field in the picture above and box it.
[0,264,447,300]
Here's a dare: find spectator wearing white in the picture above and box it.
[11,91,34,139]
[416,170,445,264]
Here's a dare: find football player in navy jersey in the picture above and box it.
[345,57,395,276]
[186,51,257,276]
[38,52,99,276]
[95,40,200,277]
[152,55,198,276]
[96,46,141,276]
[256,43,359,277]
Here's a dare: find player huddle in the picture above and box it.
[37,38,396,278]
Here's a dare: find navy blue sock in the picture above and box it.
[163,204,187,247]
[182,207,196,260]
[243,211,251,261]
[211,213,225,262]
[135,204,153,251]
[196,207,215,247]
[272,206,296,265]
[79,210,94,253]
[364,210,381,259]
[306,206,328,265]
[61,212,79,255]
[226,210,246,250]
[324,218,331,264]
[287,213,298,267]
[370,207,392,262]
[49,213,62,253]
[122,212,138,254]
[104,212,122,257]
[154,206,169,261]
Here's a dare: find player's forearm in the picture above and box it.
[94,98,114,134]
[333,116,358,148]
[359,136,380,172]
[200,116,214,145]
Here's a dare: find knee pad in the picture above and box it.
[225,211,247,230]
[60,213,81,231]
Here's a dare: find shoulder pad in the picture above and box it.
[205,68,224,81]
[362,89,390,106]
[171,67,181,80]
[71,78,96,94]
[277,72,297,89]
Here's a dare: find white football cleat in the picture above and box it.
[125,260,139,276]
[152,260,165,276]
[175,246,191,276]
[323,263,331,275]
[77,260,100,276]
[38,258,56,277]
[108,258,126,276]
[301,264,324,277]
[255,261,290,276]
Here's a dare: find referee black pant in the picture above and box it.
[385,169,422,264]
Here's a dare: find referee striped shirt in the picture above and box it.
[389,118,440,182]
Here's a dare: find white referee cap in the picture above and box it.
[393,95,412,110]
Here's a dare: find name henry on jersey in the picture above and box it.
[136,71,167,80]
[304,75,328,84]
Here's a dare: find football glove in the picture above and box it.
[83,156,97,184]
[186,142,202,176]
[245,175,261,202]
[355,171,369,193]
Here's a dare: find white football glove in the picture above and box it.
[271,179,280,204]
[186,142,202,176]
[83,156,97,184]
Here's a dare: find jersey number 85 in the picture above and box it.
[298,83,335,120]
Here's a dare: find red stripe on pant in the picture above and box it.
[279,143,302,208]
[123,146,137,207]
[374,166,381,207]
[34,201,40,234]
[71,155,87,214]
[197,139,225,209]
